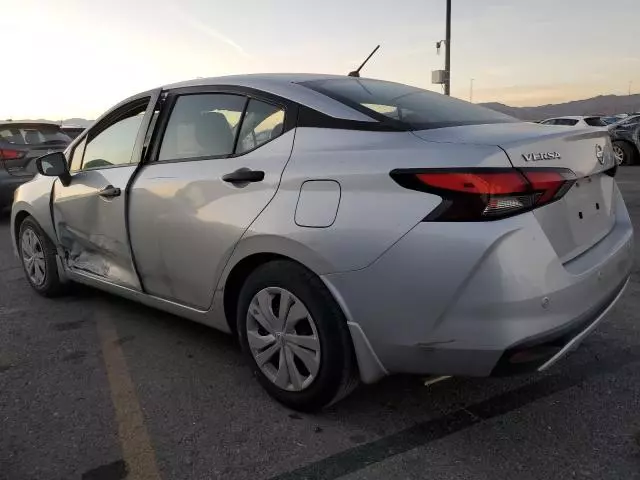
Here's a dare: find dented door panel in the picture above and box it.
[53,166,141,289]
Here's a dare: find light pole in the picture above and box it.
[470,78,474,103]
[444,0,452,96]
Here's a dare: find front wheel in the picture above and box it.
[612,141,636,166]
[237,260,358,411]
[18,216,66,297]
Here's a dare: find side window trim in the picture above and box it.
[80,98,149,170]
[231,97,251,154]
[146,85,298,165]
[76,90,161,171]
[68,137,87,172]
[231,97,287,157]
[152,92,249,164]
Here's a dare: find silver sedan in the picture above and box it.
[11,74,633,410]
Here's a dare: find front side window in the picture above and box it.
[158,94,246,161]
[300,78,517,130]
[237,99,285,154]
[82,102,148,170]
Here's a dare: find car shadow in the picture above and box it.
[47,279,640,480]
[0,207,10,224]
[71,281,632,423]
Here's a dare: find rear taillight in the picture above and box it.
[0,148,26,161]
[390,168,576,221]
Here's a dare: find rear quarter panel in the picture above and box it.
[221,127,513,279]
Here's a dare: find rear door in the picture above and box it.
[128,88,295,308]
[0,123,70,177]
[52,92,159,289]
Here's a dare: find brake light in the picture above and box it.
[390,168,576,221]
[0,148,26,161]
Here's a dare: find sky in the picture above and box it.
[2,0,640,119]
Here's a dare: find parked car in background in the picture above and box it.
[539,116,607,127]
[0,122,71,207]
[60,125,86,139]
[609,115,640,165]
[10,74,632,410]
[601,116,623,125]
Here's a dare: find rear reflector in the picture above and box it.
[0,148,26,161]
[390,168,577,221]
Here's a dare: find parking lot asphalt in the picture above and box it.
[1,169,640,480]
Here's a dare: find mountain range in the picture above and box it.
[480,94,640,121]
[12,94,640,126]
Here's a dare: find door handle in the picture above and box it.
[222,168,265,184]
[98,185,121,198]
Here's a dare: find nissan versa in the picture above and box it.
[11,74,633,411]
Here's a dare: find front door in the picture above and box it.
[52,93,158,289]
[128,90,295,308]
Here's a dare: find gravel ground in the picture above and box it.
[1,168,639,480]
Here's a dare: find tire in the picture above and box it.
[237,260,358,411]
[612,141,636,166]
[18,216,66,297]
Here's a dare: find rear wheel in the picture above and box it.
[613,141,636,166]
[237,260,358,411]
[18,216,66,297]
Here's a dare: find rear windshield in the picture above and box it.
[0,124,71,146]
[300,78,518,130]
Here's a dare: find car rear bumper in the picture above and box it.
[323,184,633,382]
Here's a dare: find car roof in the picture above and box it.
[162,73,348,89]
[160,73,378,122]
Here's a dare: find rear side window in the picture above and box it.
[300,78,517,130]
[237,99,285,154]
[0,124,70,145]
[584,117,605,127]
[158,94,246,161]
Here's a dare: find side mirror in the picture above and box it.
[35,152,71,186]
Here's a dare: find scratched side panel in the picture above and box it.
[53,167,141,290]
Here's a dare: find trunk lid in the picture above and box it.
[413,123,617,262]
[0,123,70,177]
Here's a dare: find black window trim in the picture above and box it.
[234,97,288,156]
[78,96,152,171]
[147,85,297,166]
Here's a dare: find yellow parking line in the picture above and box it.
[96,311,161,480]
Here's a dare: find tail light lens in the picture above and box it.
[390,168,577,221]
[0,148,26,161]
